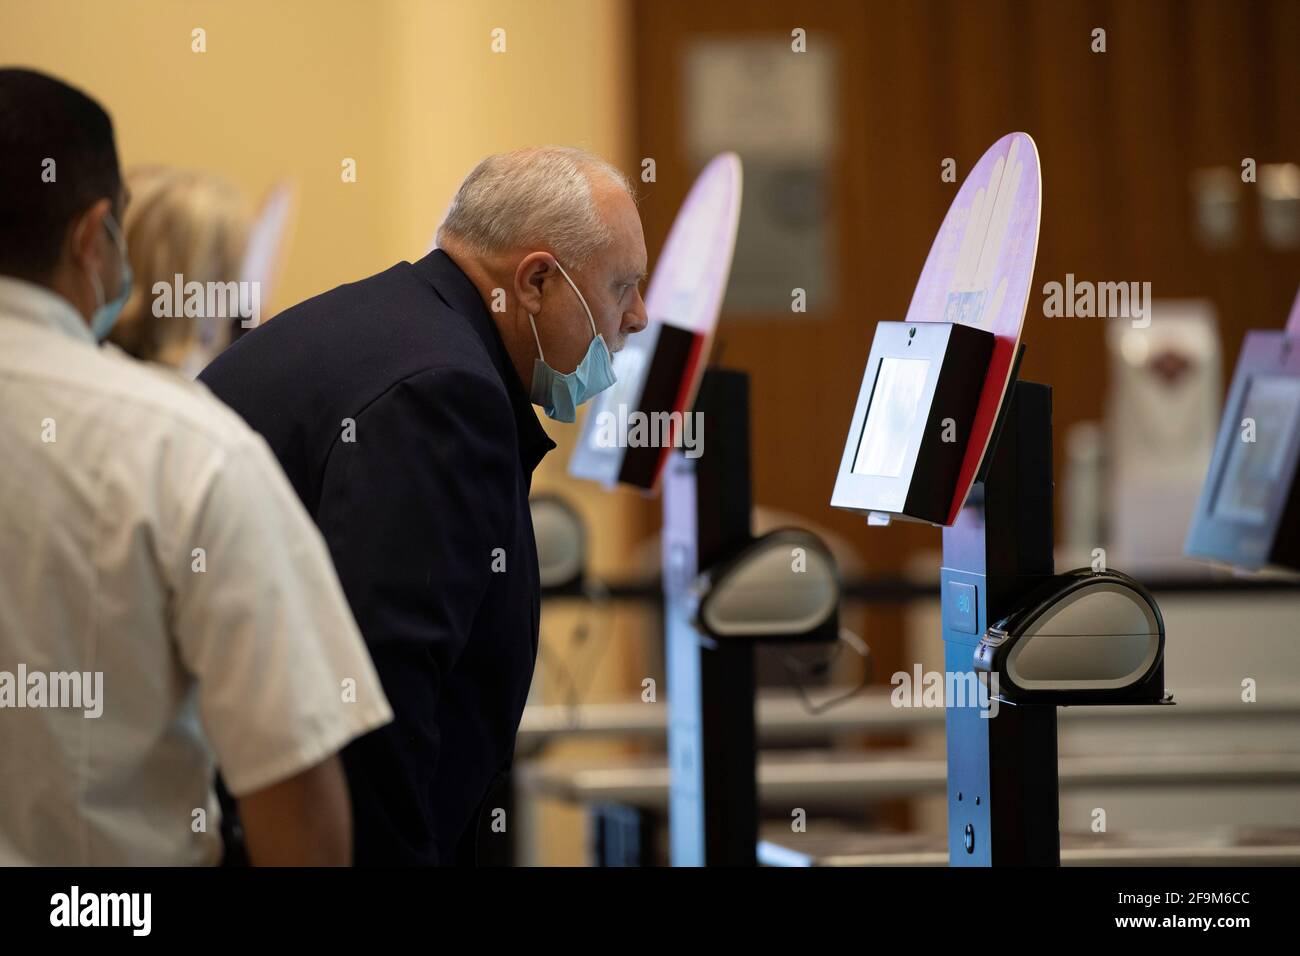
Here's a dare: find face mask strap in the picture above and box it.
[552,259,601,340]
[73,215,101,311]
[529,257,605,368]
[107,214,129,283]
[88,213,126,309]
[527,312,546,363]
[88,268,105,312]
[103,212,126,251]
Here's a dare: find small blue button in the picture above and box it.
[947,581,978,634]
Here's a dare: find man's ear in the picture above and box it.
[67,198,112,272]
[514,251,555,316]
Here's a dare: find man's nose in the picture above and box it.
[623,293,649,335]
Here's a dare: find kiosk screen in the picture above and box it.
[852,357,931,478]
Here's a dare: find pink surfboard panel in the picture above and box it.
[644,151,743,422]
[906,132,1042,525]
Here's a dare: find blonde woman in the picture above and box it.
[107,165,251,374]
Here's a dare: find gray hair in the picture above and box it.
[436,146,634,268]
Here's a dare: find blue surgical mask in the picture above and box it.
[88,213,132,342]
[527,259,617,423]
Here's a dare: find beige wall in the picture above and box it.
[0,0,632,315]
[2,0,644,864]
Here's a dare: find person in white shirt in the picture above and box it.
[0,67,392,866]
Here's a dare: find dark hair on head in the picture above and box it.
[0,68,122,282]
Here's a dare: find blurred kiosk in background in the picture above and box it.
[570,154,842,866]
[1186,286,1300,573]
[831,133,1168,866]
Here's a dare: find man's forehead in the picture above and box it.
[593,220,645,277]
[593,179,643,233]
[610,219,648,278]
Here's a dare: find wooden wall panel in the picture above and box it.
[632,0,1299,565]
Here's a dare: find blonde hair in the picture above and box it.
[436,146,634,268]
[108,166,251,367]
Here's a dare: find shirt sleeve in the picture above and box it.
[170,430,394,798]
[312,367,519,858]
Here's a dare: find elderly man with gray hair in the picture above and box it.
[201,146,648,865]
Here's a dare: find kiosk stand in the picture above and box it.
[662,369,758,866]
[570,155,779,865]
[941,377,1059,864]
[832,133,1168,866]
[657,368,841,866]
[587,361,841,867]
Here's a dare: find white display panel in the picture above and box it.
[852,357,930,478]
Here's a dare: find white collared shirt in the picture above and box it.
[0,277,392,865]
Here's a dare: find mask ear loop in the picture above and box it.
[103,214,128,306]
[85,213,126,312]
[527,312,546,363]
[104,213,127,258]
[552,259,608,355]
[87,267,105,310]
[79,216,106,312]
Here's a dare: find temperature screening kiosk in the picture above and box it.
[570,154,842,866]
[832,133,1167,866]
[572,155,753,865]
[1185,286,1300,573]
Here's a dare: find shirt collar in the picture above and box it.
[0,276,95,345]
[411,249,556,478]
